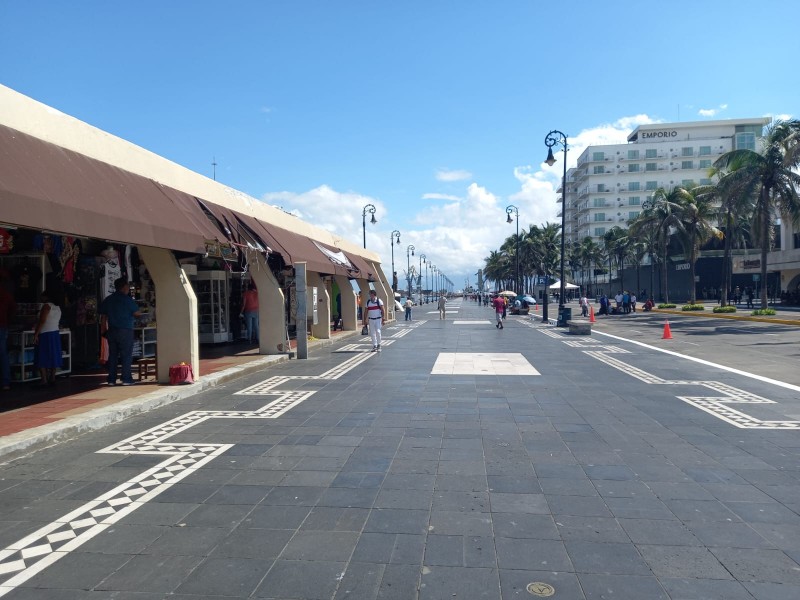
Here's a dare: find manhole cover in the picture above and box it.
[527,582,555,597]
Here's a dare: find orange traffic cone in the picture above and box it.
[535,302,539,312]
[589,306,596,323]
[662,320,672,339]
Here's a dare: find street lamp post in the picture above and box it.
[406,245,415,300]
[506,205,520,295]
[362,204,377,249]
[545,129,569,320]
[418,254,426,305]
[389,230,401,292]
[424,259,429,303]
[431,266,437,298]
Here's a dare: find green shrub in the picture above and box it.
[713,306,737,313]
[681,304,705,311]
[752,308,777,316]
[657,303,677,309]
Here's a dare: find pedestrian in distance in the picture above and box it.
[492,295,505,329]
[630,293,637,313]
[404,297,413,321]
[32,289,62,388]
[99,277,142,386]
[363,289,385,352]
[579,294,589,317]
[437,294,447,320]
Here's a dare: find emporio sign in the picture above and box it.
[641,130,678,139]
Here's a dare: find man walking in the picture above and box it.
[363,289,385,352]
[492,295,505,329]
[437,294,447,320]
[404,297,413,321]
[99,277,142,386]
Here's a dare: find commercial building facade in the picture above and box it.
[0,85,393,385]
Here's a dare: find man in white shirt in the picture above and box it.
[363,290,385,351]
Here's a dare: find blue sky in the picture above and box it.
[1,1,796,290]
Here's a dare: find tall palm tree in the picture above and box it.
[672,186,721,304]
[715,120,800,308]
[603,226,630,291]
[628,209,662,302]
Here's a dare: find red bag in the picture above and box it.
[169,362,195,385]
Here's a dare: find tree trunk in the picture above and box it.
[689,230,697,304]
[662,240,670,303]
[721,214,732,307]
[760,187,770,309]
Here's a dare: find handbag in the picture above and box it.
[361,324,369,335]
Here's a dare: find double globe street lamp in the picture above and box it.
[545,129,569,317]
[506,205,520,295]
[362,204,377,249]
[389,230,401,292]
[418,254,426,305]
[406,244,415,300]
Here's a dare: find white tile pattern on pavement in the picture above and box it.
[431,352,541,376]
[0,323,428,597]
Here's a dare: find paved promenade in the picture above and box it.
[2,299,800,599]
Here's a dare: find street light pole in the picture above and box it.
[406,245,415,300]
[362,204,377,249]
[506,205,520,295]
[389,230,401,292]
[545,129,569,317]
[418,254,426,305]
[424,259,429,303]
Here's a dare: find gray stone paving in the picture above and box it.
[2,300,800,598]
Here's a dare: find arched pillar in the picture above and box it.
[308,272,331,340]
[334,275,357,331]
[137,246,198,383]
[247,254,286,354]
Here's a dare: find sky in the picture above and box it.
[1,1,797,291]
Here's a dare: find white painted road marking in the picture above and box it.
[431,353,540,376]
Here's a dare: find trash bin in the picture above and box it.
[557,306,572,327]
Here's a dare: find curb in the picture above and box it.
[652,308,800,327]
[0,330,361,462]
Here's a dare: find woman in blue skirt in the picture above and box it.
[33,289,62,387]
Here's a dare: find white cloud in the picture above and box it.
[435,168,472,182]
[698,104,728,117]
[422,193,461,201]
[260,113,661,291]
[764,112,793,122]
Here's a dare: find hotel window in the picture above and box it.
[645,181,657,191]
[593,198,605,207]
[645,162,657,171]
[735,132,756,150]
[627,150,639,160]
[682,179,695,187]
[593,165,605,174]
[594,213,606,222]
[682,160,694,169]
[699,159,712,169]
[645,148,657,159]
[628,181,640,191]
[597,184,607,192]
[700,178,712,185]
[699,146,711,156]
[628,163,640,173]
[594,227,606,236]
[592,151,605,161]
[681,147,693,157]
[629,211,640,220]
[629,197,641,205]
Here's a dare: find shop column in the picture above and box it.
[333,275,357,331]
[137,246,198,382]
[247,253,285,355]
[307,272,331,340]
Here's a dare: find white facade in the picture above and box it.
[564,118,771,244]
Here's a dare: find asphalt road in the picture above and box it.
[2,299,800,599]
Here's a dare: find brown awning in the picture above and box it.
[0,125,209,253]
[341,251,376,281]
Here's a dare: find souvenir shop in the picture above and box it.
[0,226,156,384]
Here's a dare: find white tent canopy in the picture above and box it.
[549,281,579,289]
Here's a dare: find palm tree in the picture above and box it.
[672,186,721,304]
[628,209,662,302]
[715,120,800,308]
[603,226,630,291]
[644,187,684,302]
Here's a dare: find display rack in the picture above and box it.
[133,326,157,358]
[8,329,72,382]
[193,271,232,343]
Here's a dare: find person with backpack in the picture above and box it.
[363,289,385,352]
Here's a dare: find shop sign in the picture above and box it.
[641,130,678,139]
[743,259,760,269]
[205,240,221,257]
[220,244,237,262]
[675,263,690,271]
[0,228,13,254]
